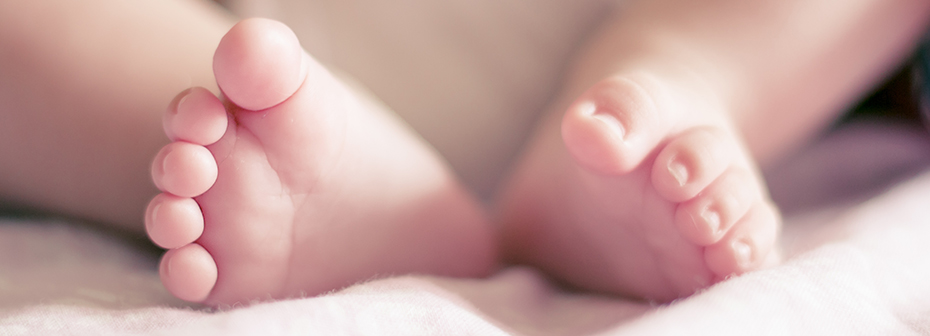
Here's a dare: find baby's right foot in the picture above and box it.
[144,18,495,305]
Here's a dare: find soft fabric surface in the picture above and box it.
[3,122,930,336]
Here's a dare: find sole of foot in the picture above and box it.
[145,18,495,305]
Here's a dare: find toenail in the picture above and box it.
[732,240,753,268]
[668,157,689,186]
[171,88,193,116]
[701,207,720,234]
[588,105,626,140]
[150,203,161,224]
[165,255,174,277]
[176,93,190,114]
[161,147,174,173]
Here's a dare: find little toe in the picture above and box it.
[704,201,780,277]
[652,127,733,202]
[145,193,204,249]
[213,18,306,111]
[164,87,228,146]
[160,243,218,303]
[151,142,218,198]
[675,167,757,246]
[561,75,671,175]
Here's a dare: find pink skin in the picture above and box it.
[139,0,928,305]
[495,0,930,302]
[498,70,780,302]
[145,18,496,305]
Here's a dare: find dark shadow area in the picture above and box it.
[768,59,930,215]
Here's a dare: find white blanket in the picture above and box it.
[3,122,930,335]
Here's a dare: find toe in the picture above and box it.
[652,127,733,202]
[675,167,757,245]
[561,75,671,175]
[160,243,218,303]
[164,87,228,146]
[214,18,306,111]
[704,201,780,277]
[152,142,218,198]
[145,193,204,249]
[210,18,347,183]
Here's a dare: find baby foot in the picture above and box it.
[145,18,495,305]
[498,69,781,302]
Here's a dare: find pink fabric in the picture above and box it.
[3,123,930,335]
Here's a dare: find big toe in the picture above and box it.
[561,74,672,175]
[214,18,306,111]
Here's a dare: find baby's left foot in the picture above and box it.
[498,64,781,302]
